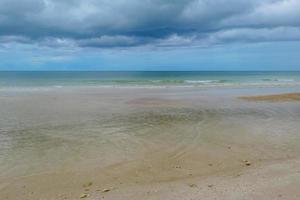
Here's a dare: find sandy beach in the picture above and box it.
[239,93,300,102]
[0,87,300,200]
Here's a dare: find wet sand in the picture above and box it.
[239,93,300,102]
[0,87,300,200]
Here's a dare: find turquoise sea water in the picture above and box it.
[0,71,300,88]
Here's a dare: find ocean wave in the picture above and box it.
[185,80,217,84]
[184,80,230,84]
[262,79,295,82]
[112,79,230,85]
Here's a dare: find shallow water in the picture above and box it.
[0,86,300,182]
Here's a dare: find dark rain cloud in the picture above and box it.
[0,0,300,48]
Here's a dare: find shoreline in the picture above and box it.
[1,82,300,89]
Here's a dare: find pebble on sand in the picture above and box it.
[80,193,88,198]
[102,188,111,193]
[243,160,251,166]
[189,184,197,188]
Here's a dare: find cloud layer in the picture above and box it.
[1,0,300,48]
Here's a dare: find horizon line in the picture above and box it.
[1,70,300,72]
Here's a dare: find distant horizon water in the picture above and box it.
[1,71,300,88]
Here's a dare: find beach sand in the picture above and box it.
[0,87,300,200]
[239,93,300,102]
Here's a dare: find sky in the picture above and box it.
[0,0,300,71]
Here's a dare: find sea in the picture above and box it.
[0,71,300,88]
